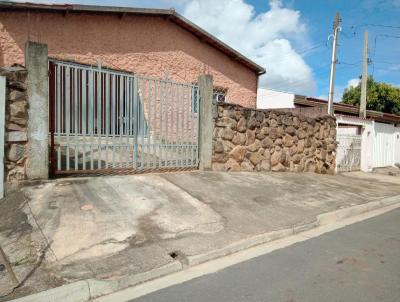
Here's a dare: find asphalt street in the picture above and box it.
[132,208,400,302]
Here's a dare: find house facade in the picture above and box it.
[294,96,400,172]
[256,89,400,171]
[0,2,265,108]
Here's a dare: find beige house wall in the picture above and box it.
[0,11,258,108]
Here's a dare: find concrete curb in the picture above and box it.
[10,195,400,302]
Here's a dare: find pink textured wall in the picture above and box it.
[0,11,258,108]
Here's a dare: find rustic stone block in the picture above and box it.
[222,140,235,153]
[286,126,296,135]
[247,140,261,152]
[225,158,241,171]
[260,159,271,171]
[232,132,246,145]
[237,118,247,132]
[7,144,25,162]
[292,154,302,164]
[297,129,307,139]
[216,117,237,130]
[272,162,286,172]
[10,101,27,118]
[261,137,273,149]
[214,140,224,153]
[8,90,27,102]
[248,152,265,165]
[213,152,229,163]
[212,162,227,171]
[269,119,278,127]
[246,129,256,145]
[6,123,25,131]
[229,146,247,162]
[6,131,27,142]
[327,144,336,152]
[240,160,254,171]
[271,150,285,166]
[222,128,235,141]
[283,134,294,147]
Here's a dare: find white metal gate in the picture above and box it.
[49,60,199,176]
[373,122,395,168]
[336,134,362,172]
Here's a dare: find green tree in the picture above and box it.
[342,76,400,115]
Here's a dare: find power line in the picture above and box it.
[372,34,400,57]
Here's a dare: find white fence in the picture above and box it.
[336,133,362,172]
[336,115,400,172]
[373,122,400,168]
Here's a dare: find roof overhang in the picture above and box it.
[294,95,400,124]
[0,1,266,75]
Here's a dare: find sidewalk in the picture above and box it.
[1,169,400,301]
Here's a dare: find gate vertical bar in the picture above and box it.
[152,80,157,168]
[181,85,185,167]
[48,62,56,176]
[165,81,170,166]
[74,67,78,170]
[89,69,94,170]
[112,74,116,168]
[159,80,163,168]
[133,76,138,168]
[105,73,110,169]
[176,85,180,167]
[171,83,175,168]
[125,76,130,168]
[82,70,87,170]
[97,67,102,169]
[65,66,71,171]
[185,86,190,167]
[56,64,61,171]
[146,79,151,168]
[119,74,123,168]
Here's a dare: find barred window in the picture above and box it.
[192,87,227,113]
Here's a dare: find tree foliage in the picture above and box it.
[342,76,400,115]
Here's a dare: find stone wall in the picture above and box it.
[212,103,337,174]
[1,66,29,188]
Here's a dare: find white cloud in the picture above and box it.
[347,78,360,88]
[182,0,315,95]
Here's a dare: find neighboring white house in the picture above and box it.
[256,91,400,172]
[257,88,295,109]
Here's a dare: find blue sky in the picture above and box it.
[12,0,400,101]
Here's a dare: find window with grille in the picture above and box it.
[192,87,226,113]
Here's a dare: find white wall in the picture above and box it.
[373,122,399,168]
[257,88,295,109]
[395,126,400,165]
[337,125,359,135]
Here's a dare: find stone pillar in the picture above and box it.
[25,41,49,179]
[198,74,214,170]
[0,76,5,198]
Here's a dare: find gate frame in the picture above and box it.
[48,58,204,177]
[336,115,373,172]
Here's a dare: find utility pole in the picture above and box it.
[327,12,341,115]
[360,31,368,119]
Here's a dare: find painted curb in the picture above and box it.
[9,280,90,302]
[10,195,400,302]
[87,261,182,299]
[187,195,400,266]
[9,261,182,302]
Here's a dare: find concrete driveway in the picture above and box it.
[1,169,400,300]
